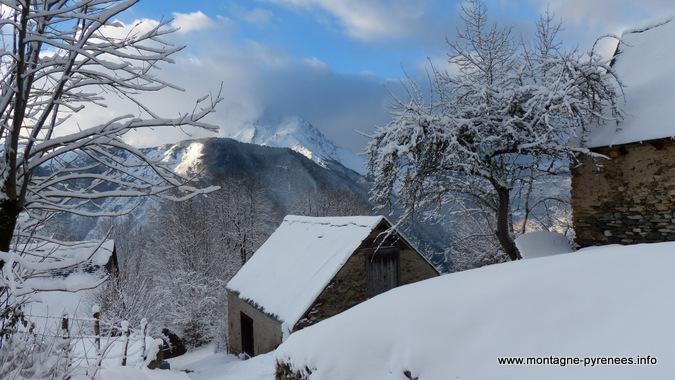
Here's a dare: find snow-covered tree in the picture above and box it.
[146,178,275,348]
[87,217,162,335]
[213,176,277,266]
[145,197,229,348]
[366,1,622,260]
[0,0,221,355]
[0,0,221,253]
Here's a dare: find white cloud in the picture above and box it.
[243,7,273,24]
[83,1,675,152]
[302,57,329,70]
[171,11,218,34]
[98,18,160,40]
[529,0,675,38]
[264,0,430,41]
[511,0,674,60]
[229,5,274,25]
[69,17,393,152]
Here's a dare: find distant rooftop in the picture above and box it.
[587,18,675,148]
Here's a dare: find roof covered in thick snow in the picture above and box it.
[15,240,116,319]
[587,18,675,148]
[226,215,386,334]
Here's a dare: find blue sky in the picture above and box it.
[111,0,675,152]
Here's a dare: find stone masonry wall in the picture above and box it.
[399,247,439,285]
[292,232,439,332]
[572,138,675,247]
[291,250,367,332]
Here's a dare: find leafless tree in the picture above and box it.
[366,0,622,261]
[143,177,276,348]
[0,0,220,354]
[291,186,374,218]
[213,176,277,265]
[0,0,222,253]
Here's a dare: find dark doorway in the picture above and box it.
[240,312,254,358]
[364,247,400,298]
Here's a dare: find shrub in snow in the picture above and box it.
[275,360,312,380]
[0,320,75,379]
[160,328,187,359]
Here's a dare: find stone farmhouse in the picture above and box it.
[225,215,439,358]
[572,18,675,247]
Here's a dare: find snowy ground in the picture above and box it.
[167,344,275,380]
[274,241,675,379]
[25,237,675,379]
[91,344,275,380]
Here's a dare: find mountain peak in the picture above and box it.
[222,116,365,175]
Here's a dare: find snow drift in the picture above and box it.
[275,242,675,379]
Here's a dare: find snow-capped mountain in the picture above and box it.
[222,116,366,175]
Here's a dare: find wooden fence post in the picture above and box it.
[92,305,101,353]
[141,318,148,363]
[121,321,130,366]
[61,313,70,374]
[60,313,69,339]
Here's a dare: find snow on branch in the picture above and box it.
[0,0,223,252]
[366,0,623,262]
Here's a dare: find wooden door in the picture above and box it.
[365,247,400,298]
[240,312,254,358]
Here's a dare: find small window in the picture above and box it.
[364,247,400,298]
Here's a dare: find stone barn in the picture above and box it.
[572,19,675,247]
[225,215,439,358]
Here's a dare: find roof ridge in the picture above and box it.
[623,17,673,36]
[284,215,383,228]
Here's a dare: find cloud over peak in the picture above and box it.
[171,11,218,34]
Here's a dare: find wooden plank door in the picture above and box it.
[365,247,400,298]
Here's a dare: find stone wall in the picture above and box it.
[293,225,439,332]
[227,291,283,357]
[572,138,675,247]
[292,251,367,332]
[400,247,439,285]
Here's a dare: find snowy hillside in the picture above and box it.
[221,116,366,175]
[51,137,372,239]
[275,242,675,380]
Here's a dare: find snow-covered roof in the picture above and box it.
[28,239,116,269]
[587,18,675,147]
[19,240,116,320]
[226,215,386,334]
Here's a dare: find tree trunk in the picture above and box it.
[239,232,248,266]
[0,199,22,253]
[494,184,521,261]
